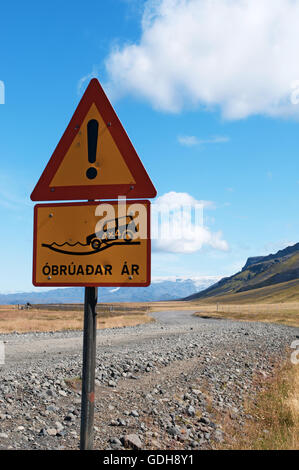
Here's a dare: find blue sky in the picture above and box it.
[0,0,299,292]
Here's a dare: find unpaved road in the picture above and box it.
[0,310,298,450]
[3,310,199,363]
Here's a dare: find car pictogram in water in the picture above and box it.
[86,215,138,250]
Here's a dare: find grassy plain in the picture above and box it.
[193,302,299,328]
[0,305,154,333]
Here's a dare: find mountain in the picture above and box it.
[0,277,218,305]
[185,243,299,303]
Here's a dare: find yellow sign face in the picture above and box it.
[33,201,150,287]
[50,104,136,188]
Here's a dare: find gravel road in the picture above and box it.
[0,310,298,450]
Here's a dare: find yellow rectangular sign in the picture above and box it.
[33,201,151,287]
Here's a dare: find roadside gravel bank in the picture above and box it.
[0,310,297,450]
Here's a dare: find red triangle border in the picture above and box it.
[31,79,157,201]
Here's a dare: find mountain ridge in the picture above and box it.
[0,278,218,305]
[185,243,299,302]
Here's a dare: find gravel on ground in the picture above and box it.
[0,310,298,450]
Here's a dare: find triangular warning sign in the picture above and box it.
[31,79,157,201]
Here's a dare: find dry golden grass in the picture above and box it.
[188,279,299,304]
[0,306,154,333]
[220,362,299,450]
[102,301,194,312]
[194,302,299,327]
[2,300,299,332]
[148,301,198,312]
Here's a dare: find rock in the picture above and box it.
[117,418,127,427]
[130,410,139,417]
[46,428,57,436]
[0,433,8,438]
[187,405,195,417]
[199,416,210,425]
[55,422,64,432]
[123,434,143,450]
[109,437,123,449]
[47,405,59,413]
[167,425,180,437]
[64,414,75,422]
[191,440,199,448]
[214,429,224,443]
[108,380,117,388]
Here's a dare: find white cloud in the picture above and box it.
[151,191,228,253]
[105,0,299,119]
[177,135,198,147]
[153,190,212,209]
[152,275,220,288]
[77,68,99,95]
[178,135,230,146]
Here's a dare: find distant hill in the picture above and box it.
[0,277,218,305]
[185,243,299,303]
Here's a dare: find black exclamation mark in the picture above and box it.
[86,119,99,180]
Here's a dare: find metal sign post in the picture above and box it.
[80,286,98,450]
